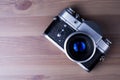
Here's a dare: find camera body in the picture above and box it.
[44,8,111,71]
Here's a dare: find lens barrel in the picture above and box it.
[65,33,94,61]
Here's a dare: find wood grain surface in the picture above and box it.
[0,0,119,80]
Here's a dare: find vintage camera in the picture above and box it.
[44,8,111,72]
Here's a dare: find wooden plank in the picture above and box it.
[0,0,119,17]
[0,0,119,80]
[0,15,119,36]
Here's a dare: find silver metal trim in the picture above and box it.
[64,32,96,63]
[59,11,82,31]
[77,22,102,44]
[66,7,75,15]
[105,39,112,45]
[77,63,89,71]
[96,39,110,53]
[99,56,105,62]
[44,34,65,53]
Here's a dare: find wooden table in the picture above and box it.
[0,0,119,80]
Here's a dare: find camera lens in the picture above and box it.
[73,41,86,52]
[65,33,94,61]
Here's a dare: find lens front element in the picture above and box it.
[73,41,86,52]
[65,33,94,61]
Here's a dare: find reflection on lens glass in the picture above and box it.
[73,41,86,52]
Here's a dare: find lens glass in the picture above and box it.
[73,41,86,52]
[66,33,94,61]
